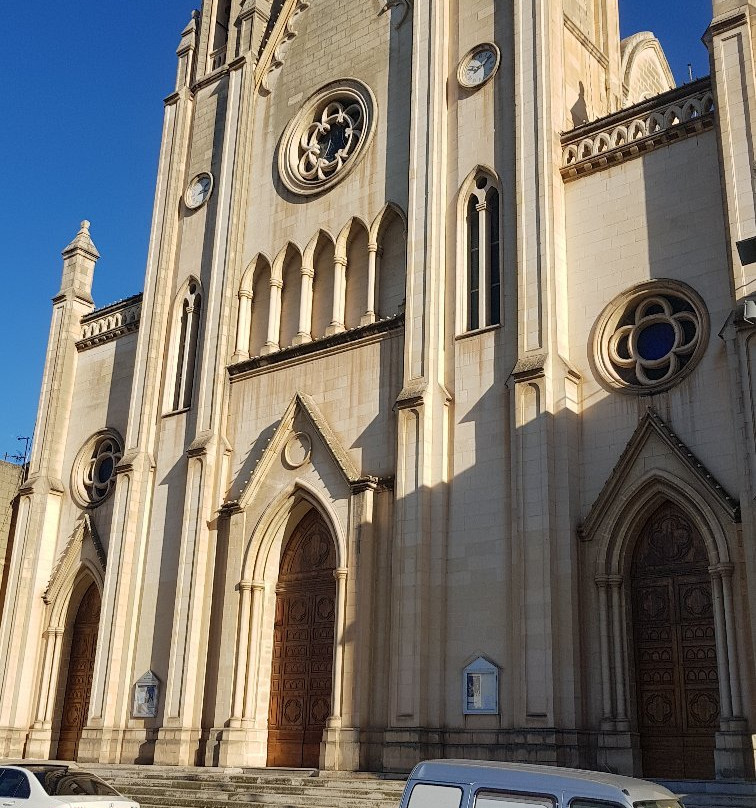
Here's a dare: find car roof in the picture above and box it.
[407,760,677,802]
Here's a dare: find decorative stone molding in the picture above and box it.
[229,313,403,379]
[78,294,142,351]
[43,515,106,607]
[278,79,377,196]
[259,0,311,95]
[591,280,709,395]
[230,391,391,511]
[509,353,548,383]
[283,432,312,469]
[579,408,740,542]
[561,78,715,181]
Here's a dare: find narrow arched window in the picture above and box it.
[468,195,481,331]
[210,0,232,70]
[464,173,502,332]
[172,282,202,411]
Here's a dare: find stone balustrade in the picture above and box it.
[77,294,142,351]
[561,78,715,181]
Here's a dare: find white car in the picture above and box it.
[399,760,684,808]
[0,763,139,808]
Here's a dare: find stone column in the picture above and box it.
[233,290,253,361]
[361,243,380,326]
[262,277,283,354]
[608,576,628,725]
[328,568,349,728]
[230,581,253,725]
[596,576,613,723]
[710,566,734,723]
[243,582,265,723]
[217,580,265,768]
[26,628,64,759]
[293,264,314,345]
[326,256,348,336]
[718,564,743,719]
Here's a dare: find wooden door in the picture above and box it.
[267,510,336,768]
[631,503,719,779]
[57,583,100,760]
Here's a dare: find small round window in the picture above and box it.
[278,79,377,196]
[592,280,709,394]
[72,431,123,507]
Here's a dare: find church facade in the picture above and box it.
[0,0,754,781]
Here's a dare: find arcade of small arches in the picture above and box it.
[233,205,407,362]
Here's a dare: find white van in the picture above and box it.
[399,760,683,808]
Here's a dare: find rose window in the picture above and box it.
[279,80,376,196]
[298,100,364,183]
[592,281,709,394]
[72,431,123,507]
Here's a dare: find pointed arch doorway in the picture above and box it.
[267,509,336,768]
[56,582,101,760]
[630,502,719,779]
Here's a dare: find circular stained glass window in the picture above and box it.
[592,281,709,394]
[278,79,377,196]
[72,430,123,508]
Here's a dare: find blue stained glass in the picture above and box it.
[97,456,114,485]
[322,124,348,160]
[637,322,676,361]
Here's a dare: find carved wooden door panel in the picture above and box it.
[57,583,100,760]
[631,503,718,780]
[267,511,336,768]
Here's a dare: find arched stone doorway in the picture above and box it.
[56,582,100,760]
[630,502,719,779]
[267,509,336,767]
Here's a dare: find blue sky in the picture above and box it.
[0,2,713,462]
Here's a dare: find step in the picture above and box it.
[101,779,403,799]
[103,776,403,790]
[90,766,405,808]
[112,786,400,803]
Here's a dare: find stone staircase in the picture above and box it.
[88,765,756,808]
[90,766,406,808]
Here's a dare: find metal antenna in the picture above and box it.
[16,436,31,466]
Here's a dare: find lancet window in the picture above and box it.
[464,172,502,332]
[170,281,202,412]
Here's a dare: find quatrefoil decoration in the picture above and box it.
[592,281,710,395]
[608,295,700,386]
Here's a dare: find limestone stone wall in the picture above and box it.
[565,132,734,510]
[0,461,23,613]
[57,333,138,560]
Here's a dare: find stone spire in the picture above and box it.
[176,10,200,90]
[58,220,100,302]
